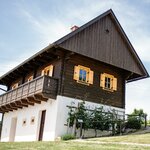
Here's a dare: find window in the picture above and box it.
[100,73,117,91]
[74,65,94,85]
[30,117,35,125]
[105,77,111,89]
[22,119,27,126]
[41,65,53,77]
[12,83,18,90]
[79,69,87,82]
[28,75,33,82]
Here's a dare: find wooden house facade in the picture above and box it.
[0,9,148,141]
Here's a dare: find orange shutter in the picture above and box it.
[113,77,117,91]
[49,65,54,77]
[41,70,45,76]
[100,74,105,88]
[88,70,94,84]
[41,65,54,76]
[74,66,79,80]
[28,76,33,82]
[12,83,18,90]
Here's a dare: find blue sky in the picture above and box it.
[0,0,150,119]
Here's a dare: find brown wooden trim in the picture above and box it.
[16,101,28,107]
[21,99,34,106]
[27,97,41,104]
[12,102,23,109]
[34,95,47,102]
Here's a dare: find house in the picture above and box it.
[0,9,149,142]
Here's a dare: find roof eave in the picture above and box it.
[0,43,57,82]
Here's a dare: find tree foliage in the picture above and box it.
[126,108,147,130]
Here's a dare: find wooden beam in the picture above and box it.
[6,104,17,111]
[21,99,34,106]
[16,101,28,107]
[1,105,13,112]
[27,97,41,104]
[10,102,22,109]
[0,107,8,113]
[34,94,48,102]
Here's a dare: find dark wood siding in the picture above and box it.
[59,14,144,76]
[62,54,127,108]
[9,59,62,90]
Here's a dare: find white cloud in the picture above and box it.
[18,7,70,44]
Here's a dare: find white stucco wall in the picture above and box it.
[55,96,125,138]
[1,95,125,142]
[1,98,59,142]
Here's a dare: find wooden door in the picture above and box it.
[38,110,46,141]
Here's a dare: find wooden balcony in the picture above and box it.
[0,76,58,113]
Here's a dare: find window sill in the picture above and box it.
[102,87,114,92]
[77,80,90,86]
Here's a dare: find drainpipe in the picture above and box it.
[0,113,4,140]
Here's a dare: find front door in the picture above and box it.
[9,117,17,142]
[38,110,46,141]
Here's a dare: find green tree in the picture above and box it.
[126,108,147,129]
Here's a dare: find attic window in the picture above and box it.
[100,73,117,92]
[73,65,94,85]
[105,29,109,33]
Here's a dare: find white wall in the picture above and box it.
[0,113,2,121]
[1,95,125,142]
[55,96,125,138]
[1,98,58,142]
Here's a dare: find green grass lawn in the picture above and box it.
[0,133,150,150]
[87,133,150,144]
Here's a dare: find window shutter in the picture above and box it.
[41,70,45,76]
[113,77,117,91]
[49,65,54,77]
[88,70,94,84]
[100,74,105,88]
[74,66,79,80]
[12,83,18,90]
[28,76,33,82]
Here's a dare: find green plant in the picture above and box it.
[126,117,141,129]
[61,134,75,140]
[91,107,105,136]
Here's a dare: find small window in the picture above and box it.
[12,83,18,90]
[105,77,111,89]
[22,119,27,126]
[79,69,87,82]
[28,76,33,82]
[100,73,117,91]
[30,117,35,125]
[74,65,94,85]
[41,65,53,77]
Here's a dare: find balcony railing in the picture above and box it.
[0,76,58,112]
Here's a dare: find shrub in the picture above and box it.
[61,134,75,141]
[126,117,141,129]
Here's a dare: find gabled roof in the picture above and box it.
[0,9,149,85]
[55,9,149,81]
